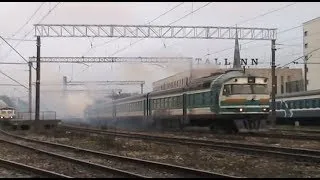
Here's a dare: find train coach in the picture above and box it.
[275,89,320,126]
[85,69,270,133]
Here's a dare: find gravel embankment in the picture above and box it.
[0,140,121,178]
[0,166,37,178]
[17,130,320,178]
[2,135,189,178]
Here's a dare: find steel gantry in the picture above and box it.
[62,76,145,94]
[34,24,277,40]
[33,23,277,126]
[28,56,193,63]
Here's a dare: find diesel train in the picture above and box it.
[275,89,320,126]
[84,69,270,133]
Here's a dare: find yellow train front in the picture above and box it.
[217,75,270,132]
[0,107,16,121]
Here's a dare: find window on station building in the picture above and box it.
[304,31,308,36]
[304,43,308,48]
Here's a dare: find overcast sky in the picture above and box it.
[0,2,319,117]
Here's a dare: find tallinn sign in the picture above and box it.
[194,58,259,67]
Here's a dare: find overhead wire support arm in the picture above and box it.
[34,24,277,40]
[67,80,145,86]
[28,56,193,63]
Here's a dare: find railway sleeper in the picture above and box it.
[234,119,267,133]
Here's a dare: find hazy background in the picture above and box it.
[0,2,318,118]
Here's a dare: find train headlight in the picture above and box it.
[239,108,243,112]
[262,108,269,112]
[0,117,3,119]
[10,116,13,118]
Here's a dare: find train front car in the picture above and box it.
[0,107,16,121]
[213,71,270,133]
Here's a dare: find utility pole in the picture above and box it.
[271,39,276,127]
[28,61,32,120]
[35,36,41,125]
[304,55,308,91]
[140,83,144,94]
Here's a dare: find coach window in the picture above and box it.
[155,99,158,109]
[311,99,316,108]
[161,98,165,108]
[305,100,310,109]
[158,99,161,108]
[165,98,168,108]
[298,100,303,109]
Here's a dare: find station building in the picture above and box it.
[303,17,320,91]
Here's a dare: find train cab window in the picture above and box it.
[223,85,231,96]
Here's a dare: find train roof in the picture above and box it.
[90,69,269,107]
[276,89,320,98]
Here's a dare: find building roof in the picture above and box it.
[303,17,320,25]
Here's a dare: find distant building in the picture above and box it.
[303,17,320,91]
[152,67,303,95]
[153,28,304,95]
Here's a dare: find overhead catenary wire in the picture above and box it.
[74,2,195,80]
[109,2,214,57]
[279,48,320,68]
[202,3,301,58]
[0,2,45,47]
[0,36,34,67]
[82,2,186,56]
[0,2,62,62]
[0,69,28,90]
[236,2,298,25]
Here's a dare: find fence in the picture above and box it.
[16,111,56,120]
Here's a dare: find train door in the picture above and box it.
[182,93,187,129]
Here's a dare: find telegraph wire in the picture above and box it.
[280,48,320,68]
[236,2,298,25]
[0,69,28,90]
[0,2,45,47]
[0,36,33,66]
[1,2,62,62]
[82,2,185,56]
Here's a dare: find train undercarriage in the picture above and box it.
[87,114,269,133]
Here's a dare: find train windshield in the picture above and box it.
[223,84,268,95]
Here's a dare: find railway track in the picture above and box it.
[270,128,320,134]
[64,122,320,141]
[59,124,320,163]
[0,158,71,178]
[0,129,236,178]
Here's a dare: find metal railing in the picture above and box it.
[15,111,56,120]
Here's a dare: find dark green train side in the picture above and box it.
[84,69,270,133]
[275,89,320,126]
